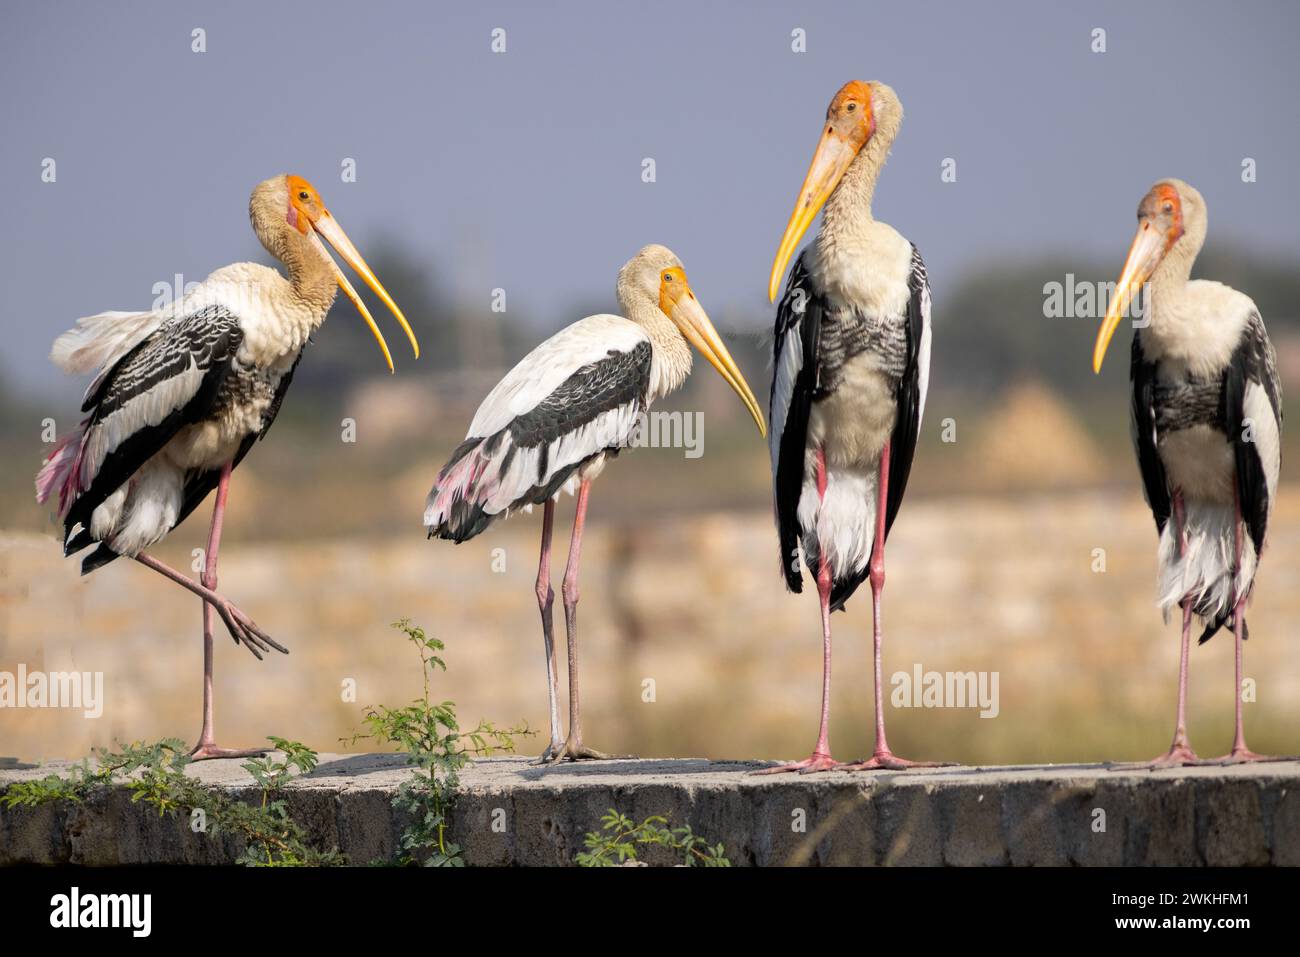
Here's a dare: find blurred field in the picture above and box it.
[4,479,1298,766]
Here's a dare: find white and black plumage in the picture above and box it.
[425,244,765,764]
[757,80,944,775]
[426,316,655,543]
[35,174,418,759]
[47,302,295,574]
[772,245,930,610]
[1094,178,1284,767]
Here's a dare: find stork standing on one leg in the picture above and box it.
[35,175,418,759]
[1093,178,1285,768]
[424,245,766,763]
[759,81,943,774]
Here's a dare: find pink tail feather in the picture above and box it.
[423,438,507,541]
[35,423,88,519]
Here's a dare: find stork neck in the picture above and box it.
[281,236,338,322]
[626,298,691,400]
[820,134,888,240]
[1145,238,1197,320]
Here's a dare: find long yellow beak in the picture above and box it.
[769,129,863,302]
[663,280,766,437]
[1093,222,1164,373]
[312,211,421,373]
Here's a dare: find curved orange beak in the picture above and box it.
[769,115,873,302]
[311,211,421,373]
[1093,222,1165,373]
[661,268,766,437]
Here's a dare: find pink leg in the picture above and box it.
[544,479,625,762]
[132,473,287,663]
[1197,482,1291,764]
[756,447,842,774]
[184,464,271,760]
[845,441,953,771]
[531,499,566,764]
[1115,490,1199,769]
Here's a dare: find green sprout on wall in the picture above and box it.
[576,809,730,867]
[346,618,531,866]
[1,737,342,866]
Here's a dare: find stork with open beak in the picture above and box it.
[1093,179,1285,768]
[425,244,765,763]
[35,174,418,759]
[759,81,943,774]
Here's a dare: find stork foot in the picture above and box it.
[536,737,630,764]
[842,751,955,772]
[189,743,268,761]
[751,752,844,775]
[214,600,289,659]
[1109,743,1200,770]
[1191,748,1297,766]
[530,738,568,766]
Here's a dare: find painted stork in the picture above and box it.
[760,80,943,774]
[1093,178,1285,767]
[35,174,419,759]
[424,244,766,763]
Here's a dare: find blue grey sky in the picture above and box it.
[3,0,1298,396]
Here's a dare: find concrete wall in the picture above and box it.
[2,755,1298,866]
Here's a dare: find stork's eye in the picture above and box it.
[846,102,857,112]
[299,191,311,201]
[1163,203,1173,214]
[663,273,673,282]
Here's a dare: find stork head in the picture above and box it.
[1092,178,1207,373]
[618,244,766,437]
[250,174,419,373]
[769,80,902,301]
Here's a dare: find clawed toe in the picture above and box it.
[537,739,631,764]
[842,752,955,772]
[189,743,269,761]
[751,752,843,775]
[1109,745,1201,771]
[1192,749,1297,766]
[216,602,287,658]
[531,740,567,765]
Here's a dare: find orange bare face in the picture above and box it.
[1139,182,1186,250]
[285,175,327,235]
[652,262,765,436]
[657,266,692,314]
[1092,181,1189,373]
[278,173,419,372]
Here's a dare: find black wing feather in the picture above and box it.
[1223,311,1281,558]
[1130,330,1172,536]
[81,350,303,574]
[883,245,929,539]
[62,307,243,567]
[771,254,821,594]
[427,342,653,544]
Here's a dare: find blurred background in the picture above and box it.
[3,1,1299,765]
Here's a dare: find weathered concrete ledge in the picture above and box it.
[2,755,1298,866]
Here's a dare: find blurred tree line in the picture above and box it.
[932,247,1300,401]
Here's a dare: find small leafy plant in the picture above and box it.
[576,809,730,867]
[3,621,529,867]
[346,618,530,866]
[0,738,342,866]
